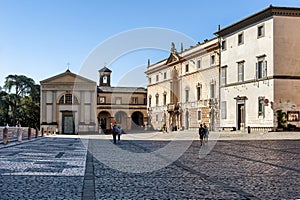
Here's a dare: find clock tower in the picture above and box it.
[98,66,112,87]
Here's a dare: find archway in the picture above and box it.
[98,111,111,132]
[131,111,144,129]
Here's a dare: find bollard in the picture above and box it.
[248,126,251,134]
[35,127,39,138]
[28,127,32,140]
[17,127,22,142]
[41,127,44,137]
[3,128,8,144]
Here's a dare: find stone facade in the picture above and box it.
[215,6,300,131]
[97,67,148,132]
[145,39,220,131]
[40,69,97,134]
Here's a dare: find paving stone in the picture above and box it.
[0,134,299,199]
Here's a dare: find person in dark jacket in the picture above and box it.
[198,124,205,146]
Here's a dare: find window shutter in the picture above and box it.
[256,62,258,79]
[264,61,267,77]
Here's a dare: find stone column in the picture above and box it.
[90,90,95,123]
[80,91,85,123]
[42,90,47,123]
[52,91,57,123]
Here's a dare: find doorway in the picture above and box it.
[237,103,245,130]
[185,110,189,130]
[62,112,75,134]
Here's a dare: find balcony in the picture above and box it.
[167,103,180,113]
[167,104,175,112]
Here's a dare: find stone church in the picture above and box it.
[40,67,147,134]
[40,69,97,134]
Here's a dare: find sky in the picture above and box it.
[0,0,299,87]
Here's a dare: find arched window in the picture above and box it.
[59,93,79,105]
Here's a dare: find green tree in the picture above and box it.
[0,90,11,126]
[3,75,39,126]
[19,84,40,128]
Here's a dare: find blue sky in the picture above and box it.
[0,0,299,87]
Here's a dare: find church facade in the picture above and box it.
[40,69,97,134]
[40,67,148,134]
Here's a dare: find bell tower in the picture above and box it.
[98,67,112,87]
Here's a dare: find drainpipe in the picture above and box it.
[217,25,221,132]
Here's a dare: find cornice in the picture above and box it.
[215,6,300,37]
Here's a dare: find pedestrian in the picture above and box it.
[163,123,167,133]
[169,124,173,132]
[115,125,122,142]
[198,124,205,146]
[203,123,209,144]
[111,123,117,144]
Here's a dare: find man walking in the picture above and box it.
[198,124,205,146]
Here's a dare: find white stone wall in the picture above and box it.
[220,17,275,129]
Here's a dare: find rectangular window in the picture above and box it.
[210,84,215,98]
[197,86,201,101]
[156,74,159,82]
[197,60,201,69]
[258,97,265,117]
[156,95,159,106]
[163,94,167,105]
[115,97,122,105]
[185,64,189,72]
[257,25,264,38]
[164,72,167,79]
[238,62,244,82]
[221,67,227,86]
[98,96,105,104]
[211,55,215,65]
[149,97,152,107]
[238,33,244,45]
[156,114,158,122]
[221,40,227,51]
[185,90,189,102]
[256,59,267,79]
[197,110,201,121]
[132,97,138,104]
[149,77,151,84]
[221,101,227,119]
[65,94,72,104]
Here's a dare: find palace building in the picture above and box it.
[97,67,148,133]
[215,6,300,131]
[145,39,220,131]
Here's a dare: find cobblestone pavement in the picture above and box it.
[0,133,299,199]
[0,137,86,199]
[88,137,300,199]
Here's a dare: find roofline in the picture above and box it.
[145,37,218,75]
[40,70,96,84]
[215,5,300,37]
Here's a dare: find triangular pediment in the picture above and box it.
[40,70,96,84]
[166,53,180,64]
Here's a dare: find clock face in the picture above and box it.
[103,76,107,83]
